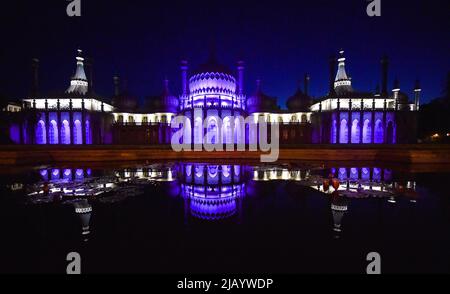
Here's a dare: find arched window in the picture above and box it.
[331,119,337,144]
[183,117,192,144]
[363,119,372,143]
[61,120,70,144]
[117,115,123,123]
[142,116,148,124]
[73,120,82,144]
[36,120,46,144]
[222,117,232,144]
[194,117,203,144]
[234,117,244,144]
[374,119,384,143]
[351,119,360,143]
[386,121,394,144]
[128,116,134,125]
[49,120,58,144]
[278,117,283,124]
[339,119,348,143]
[301,114,307,123]
[85,120,91,144]
[206,117,218,144]
[161,115,167,123]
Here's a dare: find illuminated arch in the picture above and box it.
[339,119,348,143]
[194,117,203,144]
[351,119,360,143]
[331,119,337,144]
[206,117,219,144]
[363,119,372,143]
[49,120,58,144]
[374,119,384,143]
[73,120,82,144]
[36,120,46,144]
[234,117,245,145]
[386,121,394,144]
[60,120,70,144]
[183,117,192,144]
[85,120,91,144]
[222,117,233,144]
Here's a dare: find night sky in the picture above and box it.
[1,0,449,108]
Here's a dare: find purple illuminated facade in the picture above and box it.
[2,49,419,145]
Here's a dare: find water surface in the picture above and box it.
[1,161,449,273]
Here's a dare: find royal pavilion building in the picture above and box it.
[1,49,420,146]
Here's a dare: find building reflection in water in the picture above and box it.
[178,164,246,221]
[21,163,418,239]
[72,199,92,242]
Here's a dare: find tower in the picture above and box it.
[66,49,89,95]
[414,80,421,110]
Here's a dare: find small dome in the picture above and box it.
[192,59,233,76]
[247,80,279,113]
[145,80,179,113]
[286,88,312,112]
[111,92,138,112]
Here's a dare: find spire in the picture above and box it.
[393,78,400,92]
[163,78,170,96]
[31,58,39,97]
[255,79,262,94]
[113,75,120,96]
[414,79,421,110]
[333,50,352,94]
[304,73,310,96]
[374,84,381,97]
[381,55,389,96]
[66,49,89,95]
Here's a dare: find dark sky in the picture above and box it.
[1,0,449,108]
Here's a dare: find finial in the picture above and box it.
[393,78,400,91]
[414,79,421,90]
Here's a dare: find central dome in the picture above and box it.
[189,56,236,96]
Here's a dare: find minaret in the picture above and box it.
[414,79,421,110]
[113,75,120,96]
[393,78,400,110]
[31,58,39,97]
[334,50,352,93]
[374,84,381,97]
[66,49,89,95]
[329,54,336,95]
[85,57,94,94]
[180,60,188,96]
[304,73,310,96]
[237,61,245,95]
[381,55,389,97]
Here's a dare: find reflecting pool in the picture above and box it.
[0,162,449,273]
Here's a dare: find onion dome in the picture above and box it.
[145,79,179,113]
[189,53,236,96]
[286,77,313,112]
[333,50,353,96]
[111,76,138,112]
[190,195,237,221]
[246,80,279,113]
